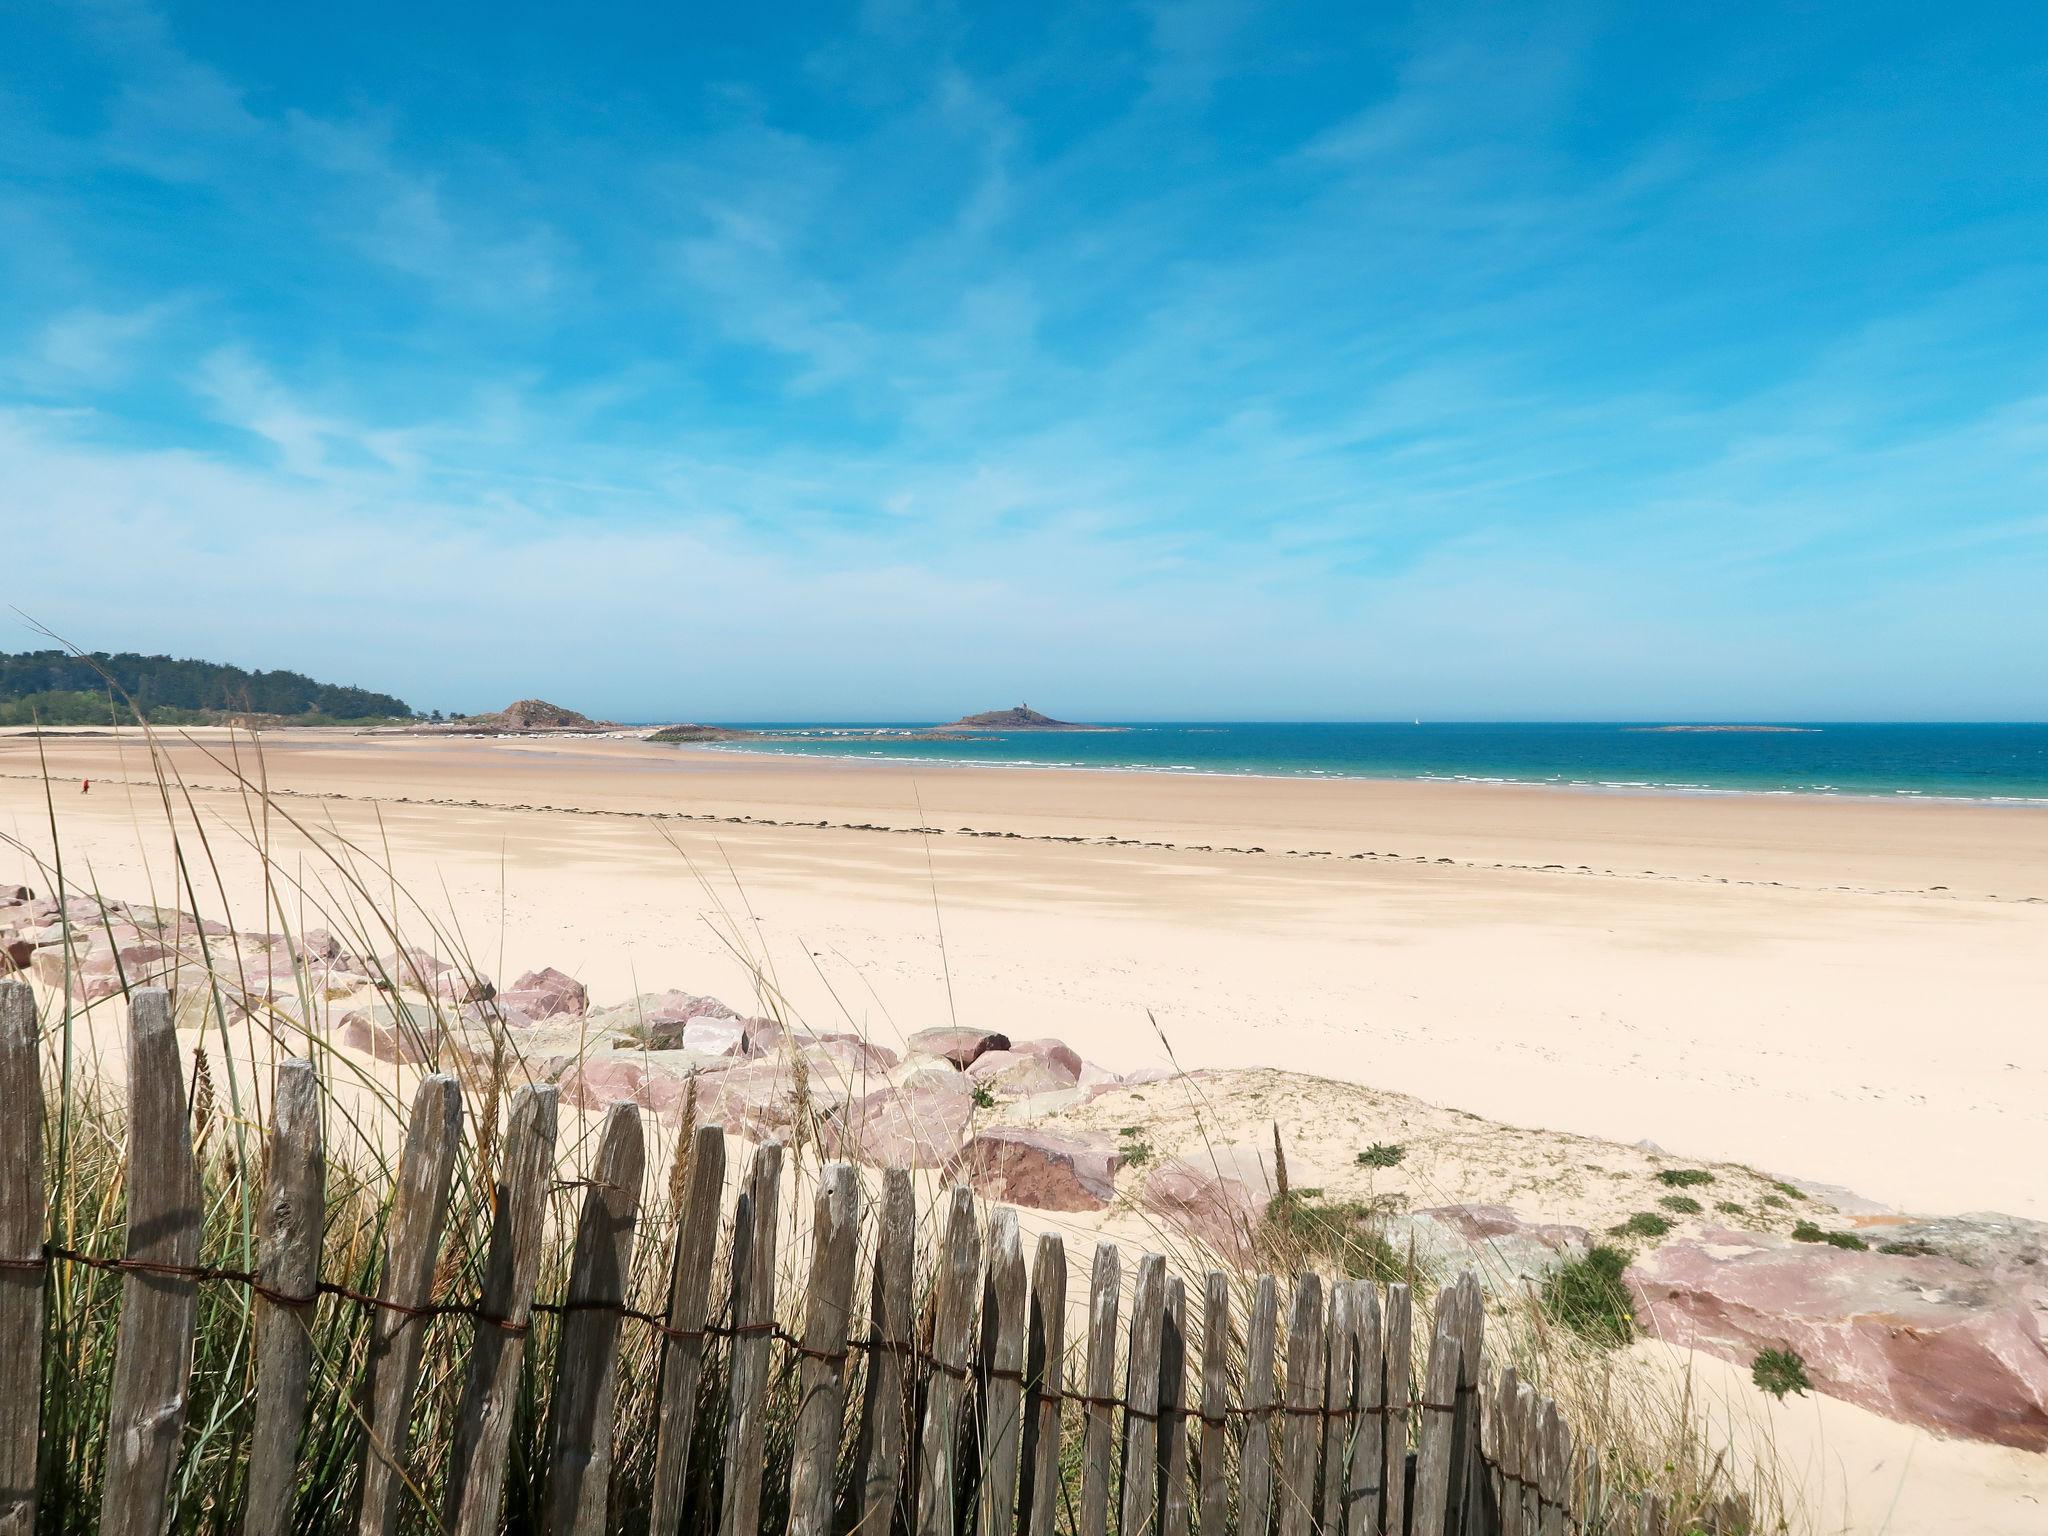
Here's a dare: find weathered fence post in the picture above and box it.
[1239,1274,1280,1536]
[650,1122,728,1536]
[788,1162,860,1536]
[1120,1253,1168,1536]
[545,1101,646,1536]
[1513,1384,1539,1536]
[98,988,201,1536]
[720,1140,786,1536]
[445,1083,559,1536]
[1382,1284,1413,1536]
[1539,1400,1568,1536]
[1077,1242,1122,1536]
[1275,1274,1324,1536]
[1321,1281,1357,1535]
[1410,1291,1462,1536]
[915,1186,983,1536]
[242,1058,325,1536]
[851,1169,915,1536]
[1018,1233,1067,1536]
[1348,1283,1385,1536]
[1495,1370,1521,1536]
[1159,1277,1192,1536]
[0,982,43,1536]
[1196,1273,1231,1536]
[979,1209,1028,1536]
[356,1073,462,1536]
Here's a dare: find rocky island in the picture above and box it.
[936,704,1120,732]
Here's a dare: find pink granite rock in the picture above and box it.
[1007,1038,1084,1080]
[680,1015,751,1056]
[905,1026,1010,1068]
[379,946,449,989]
[500,966,588,1020]
[1139,1146,1280,1266]
[966,1050,1079,1098]
[830,1074,976,1169]
[559,1054,714,1115]
[1629,1227,2048,1450]
[951,1128,1123,1211]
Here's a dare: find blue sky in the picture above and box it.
[4,0,2046,721]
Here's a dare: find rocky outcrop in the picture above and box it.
[500,967,588,1020]
[1382,1205,1590,1295]
[952,1128,1123,1211]
[1140,1146,1281,1266]
[1629,1227,2048,1450]
[828,1073,976,1169]
[967,1049,1078,1097]
[1856,1212,2048,1275]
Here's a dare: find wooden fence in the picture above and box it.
[0,983,1745,1536]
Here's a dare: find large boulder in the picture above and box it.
[952,1128,1123,1211]
[967,1050,1079,1098]
[1382,1205,1590,1295]
[379,946,450,990]
[1629,1227,2048,1450]
[500,967,588,1020]
[557,1051,741,1114]
[337,1000,442,1064]
[1856,1212,2048,1275]
[1,937,30,974]
[1140,1146,1281,1266]
[830,1073,976,1169]
[905,1027,1009,1069]
[1008,1038,1084,1079]
[588,990,739,1047]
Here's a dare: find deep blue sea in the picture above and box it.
[692,723,2048,803]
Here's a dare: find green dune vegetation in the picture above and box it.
[0,650,414,727]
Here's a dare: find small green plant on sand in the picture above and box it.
[1791,1220,1867,1251]
[970,1081,997,1110]
[1655,1168,1714,1188]
[1609,1211,1672,1240]
[1657,1194,1703,1216]
[1117,1126,1153,1167]
[1355,1142,1406,1169]
[1540,1244,1636,1348]
[1771,1180,1806,1201]
[1715,1201,1745,1216]
[1760,1194,1791,1210]
[1751,1348,1812,1400]
[1878,1239,1938,1257]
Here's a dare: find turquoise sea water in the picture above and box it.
[693,723,2048,803]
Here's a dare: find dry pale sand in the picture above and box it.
[3,726,2044,1533]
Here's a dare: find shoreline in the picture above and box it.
[674,737,2048,808]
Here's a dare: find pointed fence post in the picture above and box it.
[977,1209,1028,1536]
[1409,1293,1462,1536]
[1348,1284,1385,1536]
[649,1123,727,1536]
[1196,1273,1231,1536]
[1495,1370,1522,1536]
[242,1059,325,1536]
[1159,1277,1191,1536]
[1321,1281,1357,1535]
[915,1187,983,1536]
[788,1162,860,1536]
[1119,1254,1168,1536]
[1018,1233,1066,1536]
[97,988,201,1536]
[851,1169,915,1536]
[1239,1275,1280,1536]
[1514,1384,1539,1536]
[1381,1285,1413,1536]
[720,1141,786,1536]
[444,1084,559,1536]
[0,982,44,1536]
[356,1074,462,1536]
[1076,1243,1122,1536]
[1275,1274,1324,1536]
[545,1101,646,1536]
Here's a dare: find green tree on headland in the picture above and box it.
[0,650,413,725]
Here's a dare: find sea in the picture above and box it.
[685,722,2048,804]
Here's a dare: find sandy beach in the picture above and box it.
[4,727,2041,1219]
[4,725,2046,1534]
